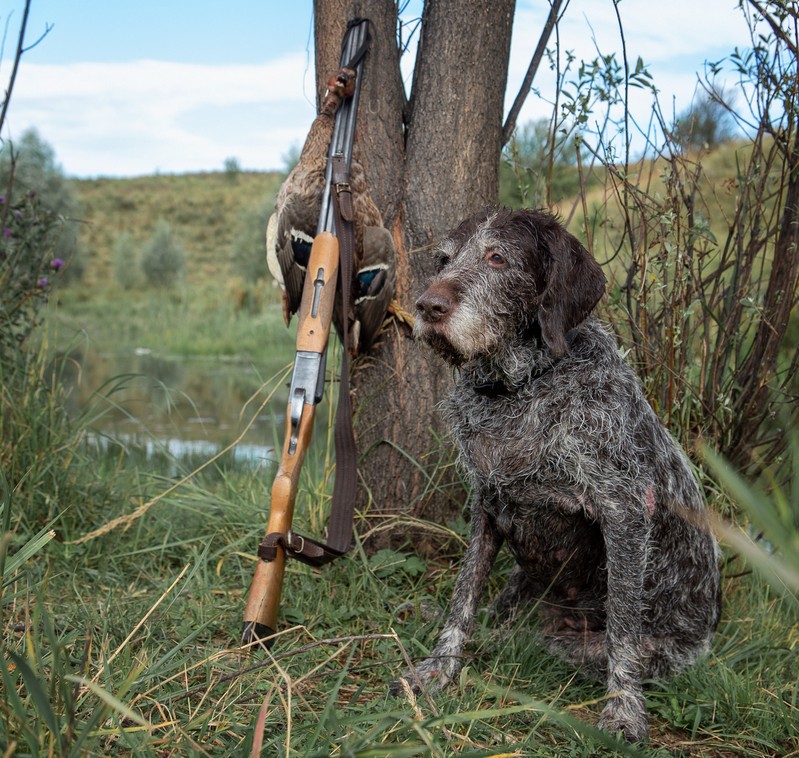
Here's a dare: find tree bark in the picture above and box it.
[731,125,799,467]
[313,0,515,544]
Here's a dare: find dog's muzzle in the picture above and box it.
[416,283,454,324]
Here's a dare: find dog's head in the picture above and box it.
[414,208,606,363]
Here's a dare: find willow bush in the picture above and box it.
[508,0,799,481]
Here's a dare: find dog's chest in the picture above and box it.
[493,499,605,585]
[447,386,606,582]
[446,384,576,496]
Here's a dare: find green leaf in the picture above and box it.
[7,650,62,745]
[65,674,151,728]
[703,444,799,594]
[0,653,40,748]
[2,527,56,582]
[703,447,794,557]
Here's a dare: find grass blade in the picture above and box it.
[2,527,56,582]
[65,675,151,728]
[7,650,62,749]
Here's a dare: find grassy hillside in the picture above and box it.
[56,140,766,366]
[74,170,282,289]
[71,144,746,293]
[60,141,760,361]
[52,170,289,360]
[70,142,751,294]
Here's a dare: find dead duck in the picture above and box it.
[266,66,396,354]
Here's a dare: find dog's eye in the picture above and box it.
[486,251,506,268]
[435,253,450,273]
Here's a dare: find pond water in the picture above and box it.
[57,347,294,468]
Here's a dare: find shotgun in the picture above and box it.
[242,18,370,649]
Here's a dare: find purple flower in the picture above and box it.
[51,258,64,271]
[2,227,11,238]
[38,277,48,287]
[0,195,5,203]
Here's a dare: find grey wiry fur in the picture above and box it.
[391,208,721,743]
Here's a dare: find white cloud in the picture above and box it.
[506,0,753,146]
[512,0,750,68]
[3,54,318,175]
[0,0,756,177]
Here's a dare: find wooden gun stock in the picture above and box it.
[241,232,340,647]
[242,16,370,650]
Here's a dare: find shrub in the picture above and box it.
[0,191,63,365]
[111,230,139,290]
[552,0,799,477]
[229,199,272,284]
[223,156,241,182]
[0,128,84,281]
[673,91,738,150]
[140,219,185,288]
[500,118,583,207]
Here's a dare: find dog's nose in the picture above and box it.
[416,289,453,322]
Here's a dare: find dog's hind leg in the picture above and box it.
[543,630,714,684]
[639,633,715,680]
[542,629,609,680]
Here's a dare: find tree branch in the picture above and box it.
[22,21,53,55]
[0,1,49,135]
[501,0,567,147]
[747,0,799,58]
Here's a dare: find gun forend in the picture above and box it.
[295,232,339,353]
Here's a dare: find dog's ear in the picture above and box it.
[538,223,606,358]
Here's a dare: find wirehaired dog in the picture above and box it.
[391,208,721,742]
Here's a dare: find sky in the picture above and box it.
[0,0,755,178]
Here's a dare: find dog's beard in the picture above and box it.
[418,328,467,365]
[417,313,548,383]
[413,315,463,363]
[414,304,510,366]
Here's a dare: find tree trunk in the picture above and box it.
[313,0,515,544]
[731,125,799,467]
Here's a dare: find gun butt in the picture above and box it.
[241,552,285,649]
[241,621,276,648]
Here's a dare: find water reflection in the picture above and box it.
[87,433,276,466]
[57,348,291,467]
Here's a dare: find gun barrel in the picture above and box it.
[243,18,369,650]
[317,19,370,236]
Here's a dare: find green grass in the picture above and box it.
[3,487,798,755]
[49,285,293,360]
[3,152,798,755]
[2,348,798,756]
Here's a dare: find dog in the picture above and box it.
[390,208,721,742]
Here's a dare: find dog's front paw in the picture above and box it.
[389,657,454,698]
[598,692,649,743]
